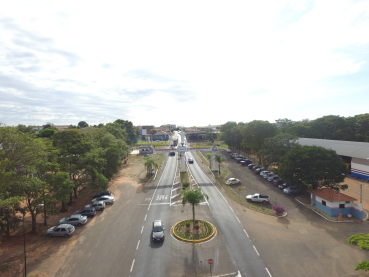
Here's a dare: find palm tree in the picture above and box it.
[205,153,212,170]
[150,129,157,141]
[215,154,226,174]
[144,157,158,176]
[180,187,209,229]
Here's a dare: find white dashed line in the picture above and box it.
[144,214,147,221]
[141,226,144,233]
[265,268,272,277]
[236,217,240,223]
[130,259,135,272]
[243,229,249,237]
[230,207,234,212]
[253,245,259,256]
[136,240,140,250]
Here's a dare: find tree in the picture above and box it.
[214,154,226,174]
[275,118,293,129]
[285,123,311,138]
[205,153,212,170]
[309,115,347,140]
[242,120,277,154]
[206,132,217,142]
[278,145,348,190]
[43,122,56,130]
[150,129,158,141]
[16,124,35,134]
[78,121,89,128]
[144,157,158,175]
[37,128,57,138]
[180,187,209,229]
[347,233,369,272]
[114,119,140,143]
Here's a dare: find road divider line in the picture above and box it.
[141,226,144,233]
[230,207,234,212]
[130,259,135,272]
[236,217,240,223]
[243,229,249,237]
[144,214,147,221]
[265,268,272,277]
[136,240,140,250]
[253,245,259,256]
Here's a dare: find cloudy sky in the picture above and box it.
[0,0,368,127]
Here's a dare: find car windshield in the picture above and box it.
[153,226,163,232]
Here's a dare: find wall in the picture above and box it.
[351,157,369,180]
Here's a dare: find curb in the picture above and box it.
[172,219,216,243]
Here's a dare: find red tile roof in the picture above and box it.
[307,188,357,202]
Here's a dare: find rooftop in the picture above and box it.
[307,188,357,202]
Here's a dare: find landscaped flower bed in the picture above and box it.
[173,219,215,242]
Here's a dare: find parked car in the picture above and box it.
[188,158,194,164]
[59,214,88,226]
[283,186,301,194]
[264,172,275,179]
[278,183,289,189]
[85,201,105,211]
[93,191,112,199]
[252,166,261,172]
[92,195,115,205]
[226,178,241,185]
[46,224,75,238]
[226,149,232,153]
[273,178,284,186]
[235,157,243,162]
[247,164,256,169]
[246,193,270,203]
[260,171,270,178]
[152,220,165,242]
[267,175,279,182]
[254,167,265,174]
[240,160,251,166]
[74,208,96,217]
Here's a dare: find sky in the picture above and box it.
[0,0,368,127]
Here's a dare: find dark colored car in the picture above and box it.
[252,166,261,172]
[93,191,112,199]
[254,167,265,174]
[169,152,176,156]
[248,164,256,170]
[240,160,250,166]
[273,178,284,186]
[188,158,194,164]
[235,157,244,163]
[283,186,301,194]
[74,208,96,217]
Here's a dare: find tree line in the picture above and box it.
[218,114,369,191]
[0,119,139,235]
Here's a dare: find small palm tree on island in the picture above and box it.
[205,153,212,170]
[215,154,226,174]
[180,187,209,229]
[144,157,158,176]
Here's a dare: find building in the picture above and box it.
[307,188,363,220]
[297,138,369,181]
[139,145,153,155]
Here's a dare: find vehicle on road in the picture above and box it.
[59,214,88,226]
[169,152,176,156]
[278,183,289,190]
[226,178,241,185]
[188,158,194,164]
[46,224,75,238]
[92,195,115,205]
[226,149,232,153]
[283,186,301,194]
[93,191,111,199]
[74,208,96,217]
[246,193,270,203]
[152,220,165,241]
[85,201,105,211]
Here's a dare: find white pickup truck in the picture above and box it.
[246,193,270,203]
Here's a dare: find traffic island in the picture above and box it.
[172,219,216,243]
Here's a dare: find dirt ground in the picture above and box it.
[342,177,369,209]
[0,154,148,277]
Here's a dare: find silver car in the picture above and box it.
[152,220,165,241]
[85,201,105,211]
[59,214,88,226]
[46,224,75,238]
[92,195,115,205]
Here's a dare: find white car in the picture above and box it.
[85,201,105,211]
[226,149,232,153]
[92,195,115,205]
[226,178,241,185]
[260,171,270,178]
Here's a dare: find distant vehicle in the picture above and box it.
[235,157,244,163]
[226,149,232,153]
[152,220,165,242]
[283,186,301,195]
[85,201,105,211]
[252,166,261,172]
[92,195,115,205]
[59,215,88,226]
[226,178,241,185]
[254,167,265,174]
[278,183,289,190]
[240,160,252,166]
[74,208,96,217]
[188,158,194,164]
[260,171,270,178]
[93,191,112,199]
[46,224,75,238]
[169,152,176,156]
[267,175,280,182]
[248,164,257,170]
[264,172,275,179]
[246,193,270,203]
[273,178,284,186]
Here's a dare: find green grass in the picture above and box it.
[134,140,169,146]
[189,141,228,149]
[180,171,190,190]
[153,153,163,167]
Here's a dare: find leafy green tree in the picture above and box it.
[43,122,56,130]
[309,115,347,140]
[355,261,369,272]
[242,120,277,153]
[180,187,209,229]
[285,123,311,138]
[214,154,226,174]
[278,145,348,190]
[16,124,35,134]
[37,128,57,138]
[353,114,369,142]
[219,121,237,147]
[150,129,158,141]
[114,119,140,143]
[206,132,217,142]
[144,157,158,175]
[78,121,89,128]
[347,233,369,272]
[275,118,293,129]
[105,122,127,140]
[0,195,22,236]
[205,153,212,170]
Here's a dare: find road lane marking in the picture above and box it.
[230,207,234,212]
[130,259,135,272]
[265,268,272,277]
[139,203,171,205]
[243,229,249,237]
[236,216,240,223]
[144,214,147,221]
[253,245,259,256]
[136,240,140,250]
[141,226,144,233]
[215,272,237,277]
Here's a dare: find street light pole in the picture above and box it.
[23,212,26,277]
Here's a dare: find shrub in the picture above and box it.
[195,225,200,230]
[183,183,190,188]
[272,205,285,214]
[186,222,190,228]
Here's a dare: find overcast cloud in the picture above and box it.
[0,0,368,127]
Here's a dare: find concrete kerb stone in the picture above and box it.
[172,219,216,243]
